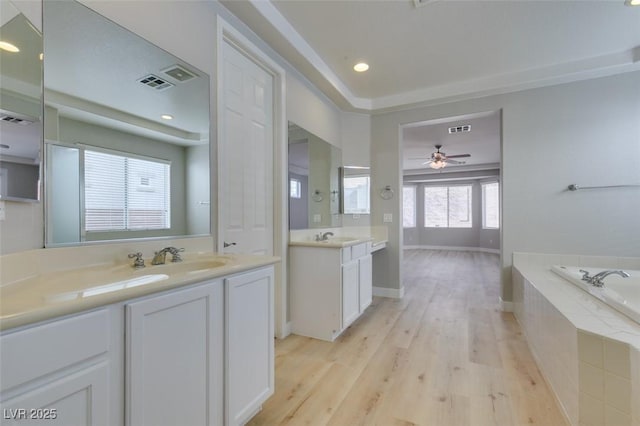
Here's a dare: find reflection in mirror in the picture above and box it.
[288,122,341,230]
[0,0,42,202]
[43,0,210,245]
[341,166,370,215]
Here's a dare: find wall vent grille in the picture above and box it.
[448,125,471,134]
[0,114,34,125]
[137,74,174,91]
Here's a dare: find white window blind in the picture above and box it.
[84,150,170,232]
[403,186,416,228]
[482,182,500,229]
[424,185,472,228]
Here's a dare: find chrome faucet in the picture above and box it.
[580,269,630,287]
[151,247,185,265]
[321,232,334,241]
[128,252,145,269]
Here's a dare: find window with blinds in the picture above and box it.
[403,186,416,228]
[424,185,472,228]
[482,182,500,229]
[84,150,170,232]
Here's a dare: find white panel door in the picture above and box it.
[220,41,274,255]
[126,281,224,426]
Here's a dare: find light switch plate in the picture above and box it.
[383,213,392,223]
[313,214,321,223]
[0,201,5,221]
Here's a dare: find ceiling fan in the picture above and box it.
[420,144,471,169]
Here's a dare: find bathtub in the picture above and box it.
[551,265,640,325]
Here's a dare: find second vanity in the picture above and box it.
[289,227,387,342]
[0,241,278,426]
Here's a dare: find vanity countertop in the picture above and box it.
[289,236,376,249]
[0,253,279,332]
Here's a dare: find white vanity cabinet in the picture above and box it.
[0,308,122,426]
[126,280,224,426]
[0,263,277,426]
[290,242,373,341]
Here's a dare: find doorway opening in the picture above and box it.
[400,110,503,304]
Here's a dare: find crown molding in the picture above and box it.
[249,0,640,113]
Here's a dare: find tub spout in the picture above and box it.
[589,270,630,287]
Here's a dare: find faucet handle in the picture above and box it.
[168,247,184,262]
[579,269,592,282]
[128,252,145,269]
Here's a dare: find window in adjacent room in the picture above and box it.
[424,185,472,228]
[482,181,500,229]
[84,149,171,232]
[403,185,416,228]
[289,178,302,199]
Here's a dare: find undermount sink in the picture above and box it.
[144,259,228,274]
[322,236,359,243]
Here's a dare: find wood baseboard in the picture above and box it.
[403,245,500,254]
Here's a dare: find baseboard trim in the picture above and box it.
[500,297,513,312]
[278,321,292,339]
[373,286,404,299]
[404,245,500,254]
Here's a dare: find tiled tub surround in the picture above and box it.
[289,225,388,250]
[0,236,279,330]
[513,253,640,426]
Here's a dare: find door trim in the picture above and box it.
[216,16,288,339]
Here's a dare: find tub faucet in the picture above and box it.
[585,269,630,287]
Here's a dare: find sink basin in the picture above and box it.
[145,259,228,274]
[323,236,359,243]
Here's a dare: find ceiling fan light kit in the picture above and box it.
[421,144,470,169]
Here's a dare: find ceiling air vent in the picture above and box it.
[162,64,198,83]
[137,74,174,91]
[0,112,34,125]
[448,124,471,134]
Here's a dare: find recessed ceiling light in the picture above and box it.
[626,0,639,5]
[0,41,20,53]
[353,62,369,72]
[161,114,173,120]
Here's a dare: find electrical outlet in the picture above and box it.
[352,214,360,220]
[383,213,392,223]
[313,214,321,223]
[0,201,5,221]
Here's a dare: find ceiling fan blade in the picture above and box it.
[445,154,471,158]
[446,159,466,164]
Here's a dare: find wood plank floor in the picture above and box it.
[248,249,569,426]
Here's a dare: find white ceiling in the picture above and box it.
[222,0,640,111]
[221,0,638,173]
[43,1,210,145]
[402,110,500,172]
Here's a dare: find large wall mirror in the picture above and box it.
[0,0,42,202]
[288,122,341,230]
[43,0,211,245]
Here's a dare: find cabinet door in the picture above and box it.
[0,362,110,426]
[359,254,373,312]
[342,260,360,328]
[126,281,223,426]
[225,267,274,426]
